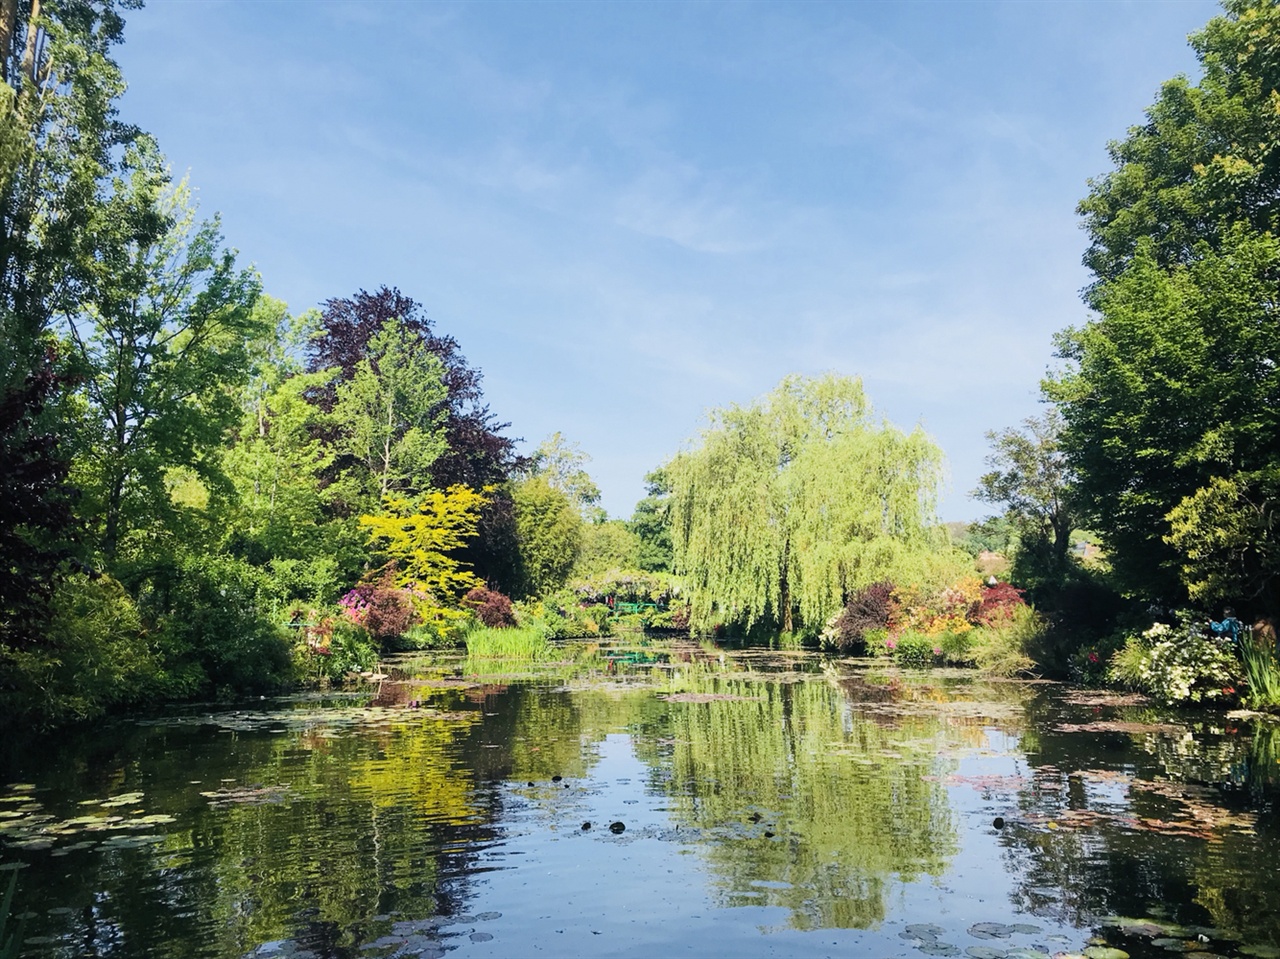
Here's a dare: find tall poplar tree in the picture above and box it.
[668,374,956,634]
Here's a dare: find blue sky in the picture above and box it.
[116,0,1219,521]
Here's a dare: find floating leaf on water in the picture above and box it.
[1007,924,1042,935]
[1239,947,1280,959]
[1083,948,1130,959]
[918,944,961,957]
[1152,939,1194,952]
[904,924,946,941]
[970,923,1014,940]
[965,947,1007,959]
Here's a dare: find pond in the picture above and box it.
[3,636,1280,959]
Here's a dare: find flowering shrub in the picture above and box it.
[1108,621,1242,705]
[972,582,1027,625]
[339,583,417,644]
[461,587,517,628]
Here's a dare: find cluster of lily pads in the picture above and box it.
[0,786,174,855]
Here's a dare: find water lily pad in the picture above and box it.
[905,924,946,941]
[1152,939,1194,952]
[1008,924,1043,935]
[1083,948,1130,959]
[966,947,1007,959]
[1239,947,1280,959]
[918,945,961,957]
[970,923,1014,940]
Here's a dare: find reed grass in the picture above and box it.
[1241,633,1280,709]
[464,625,550,660]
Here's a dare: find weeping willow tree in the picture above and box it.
[669,374,958,633]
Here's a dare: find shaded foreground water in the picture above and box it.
[3,637,1280,959]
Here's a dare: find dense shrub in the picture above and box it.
[823,581,894,651]
[339,567,419,646]
[1107,621,1242,705]
[972,582,1027,625]
[295,617,379,682]
[0,574,167,728]
[461,586,517,628]
[150,554,295,697]
[970,605,1044,677]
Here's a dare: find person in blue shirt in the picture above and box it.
[1208,607,1244,645]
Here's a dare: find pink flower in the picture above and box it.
[1087,652,1100,664]
[933,647,942,656]
[885,639,897,650]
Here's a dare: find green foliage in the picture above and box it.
[512,476,583,597]
[0,574,162,729]
[970,605,1045,677]
[1105,621,1242,705]
[145,554,295,697]
[1077,0,1280,294]
[572,520,641,578]
[1240,633,1280,709]
[464,625,550,660]
[1063,1,1280,613]
[359,485,487,600]
[1049,228,1280,606]
[330,318,449,503]
[629,468,673,572]
[295,618,379,683]
[669,374,964,634]
[526,431,603,521]
[514,592,614,639]
[64,170,266,560]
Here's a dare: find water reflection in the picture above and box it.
[1,639,1279,957]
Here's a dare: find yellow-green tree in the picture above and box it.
[360,485,487,600]
[669,374,959,633]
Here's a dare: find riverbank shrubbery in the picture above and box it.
[514,590,613,639]
[822,576,1040,675]
[1106,621,1242,705]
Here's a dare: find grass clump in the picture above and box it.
[971,605,1044,677]
[1241,633,1280,709]
[464,625,550,660]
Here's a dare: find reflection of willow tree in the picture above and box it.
[634,667,961,930]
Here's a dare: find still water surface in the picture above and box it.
[3,637,1279,958]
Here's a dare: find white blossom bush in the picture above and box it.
[1114,621,1242,705]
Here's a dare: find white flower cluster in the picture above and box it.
[1134,625,1240,704]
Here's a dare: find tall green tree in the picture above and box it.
[1077,0,1280,301]
[62,167,264,560]
[1054,0,1280,612]
[527,431,604,522]
[973,409,1079,591]
[512,476,582,598]
[1048,228,1280,609]
[0,0,143,634]
[669,374,957,633]
[629,468,673,572]
[329,316,449,508]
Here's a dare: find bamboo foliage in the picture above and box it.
[669,374,956,632]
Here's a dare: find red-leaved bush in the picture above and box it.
[831,581,895,651]
[339,565,418,643]
[972,581,1026,625]
[462,586,517,628]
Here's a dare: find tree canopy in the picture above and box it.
[1053,0,1280,614]
[668,374,960,633]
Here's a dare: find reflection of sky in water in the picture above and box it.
[4,644,1280,958]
